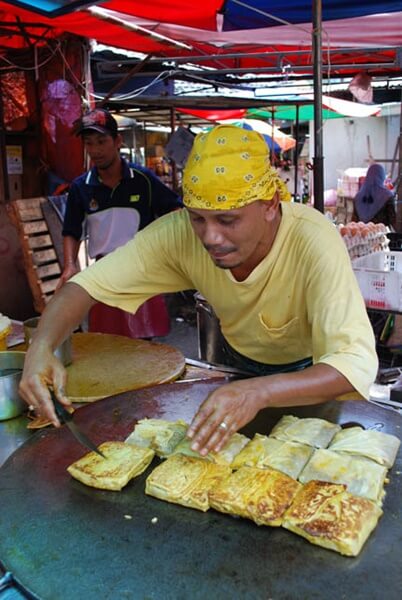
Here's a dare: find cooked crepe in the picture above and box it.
[67,441,155,491]
[231,434,313,479]
[269,415,341,448]
[171,432,249,465]
[125,418,188,457]
[145,454,231,511]
[209,466,302,526]
[328,426,400,468]
[65,333,185,402]
[282,480,383,557]
[298,448,387,503]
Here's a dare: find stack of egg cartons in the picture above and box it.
[337,222,390,260]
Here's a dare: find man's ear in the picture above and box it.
[116,133,123,149]
[263,193,280,222]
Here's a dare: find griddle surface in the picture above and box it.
[0,380,401,600]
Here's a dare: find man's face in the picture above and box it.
[187,199,280,273]
[82,131,121,170]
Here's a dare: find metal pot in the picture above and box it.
[194,292,226,364]
[0,351,26,420]
[23,317,72,366]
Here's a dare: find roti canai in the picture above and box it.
[269,415,341,448]
[67,441,155,491]
[125,418,188,457]
[298,448,388,503]
[282,480,383,557]
[209,466,302,526]
[145,454,231,512]
[171,432,249,466]
[231,434,313,479]
[328,426,400,468]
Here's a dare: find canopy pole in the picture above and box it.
[170,108,178,192]
[0,77,10,203]
[312,0,324,213]
[293,104,300,201]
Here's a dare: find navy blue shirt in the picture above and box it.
[63,159,181,258]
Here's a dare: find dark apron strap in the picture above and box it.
[220,338,312,376]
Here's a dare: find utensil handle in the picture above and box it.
[50,390,72,424]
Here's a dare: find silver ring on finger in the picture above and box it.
[218,421,229,431]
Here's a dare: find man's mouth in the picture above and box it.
[206,246,236,260]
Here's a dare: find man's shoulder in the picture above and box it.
[70,169,95,189]
[127,163,155,179]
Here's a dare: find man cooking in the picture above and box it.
[19,125,377,457]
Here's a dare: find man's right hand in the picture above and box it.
[55,264,80,292]
[19,342,71,427]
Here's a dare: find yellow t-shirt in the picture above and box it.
[72,203,377,398]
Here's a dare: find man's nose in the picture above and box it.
[202,223,225,246]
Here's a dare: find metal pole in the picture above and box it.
[293,104,300,201]
[170,107,178,192]
[396,90,402,232]
[312,0,324,213]
[0,76,10,203]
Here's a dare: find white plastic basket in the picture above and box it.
[352,251,402,272]
[352,252,402,311]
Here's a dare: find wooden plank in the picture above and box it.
[18,207,44,221]
[36,263,61,278]
[28,234,53,249]
[14,197,46,211]
[39,278,60,294]
[32,249,57,265]
[22,221,48,235]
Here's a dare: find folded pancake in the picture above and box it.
[125,418,188,457]
[145,454,231,511]
[171,432,249,465]
[299,449,387,503]
[209,466,302,526]
[282,480,383,557]
[328,426,400,468]
[231,434,313,479]
[67,441,155,491]
[269,415,341,448]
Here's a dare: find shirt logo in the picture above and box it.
[130,194,140,203]
[89,198,99,211]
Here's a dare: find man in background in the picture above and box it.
[59,108,182,338]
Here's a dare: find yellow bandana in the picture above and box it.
[183,124,291,210]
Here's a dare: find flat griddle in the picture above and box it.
[0,380,401,600]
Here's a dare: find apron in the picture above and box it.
[220,337,312,376]
[88,295,170,339]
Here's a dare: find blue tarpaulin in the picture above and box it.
[221,0,402,30]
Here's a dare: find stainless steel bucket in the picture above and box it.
[194,292,226,364]
[0,351,26,420]
[23,317,73,366]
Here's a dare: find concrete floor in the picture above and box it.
[154,317,199,359]
[152,292,200,359]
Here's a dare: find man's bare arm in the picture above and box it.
[19,282,96,425]
[56,236,81,290]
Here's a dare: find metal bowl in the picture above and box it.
[0,352,26,421]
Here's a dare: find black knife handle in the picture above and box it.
[50,390,72,424]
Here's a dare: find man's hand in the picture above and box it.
[19,343,70,427]
[186,378,265,456]
[55,263,80,292]
[186,364,355,456]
